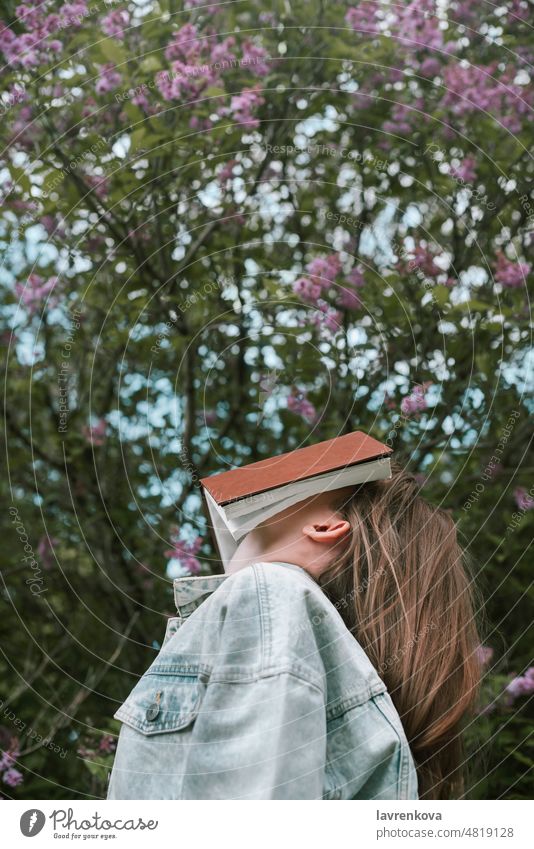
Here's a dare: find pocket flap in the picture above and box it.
[114,665,207,736]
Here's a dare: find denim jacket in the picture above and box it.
[107,561,418,800]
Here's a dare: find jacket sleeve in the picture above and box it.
[181,671,327,799]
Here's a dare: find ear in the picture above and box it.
[302,519,351,544]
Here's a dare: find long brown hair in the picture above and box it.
[319,461,482,799]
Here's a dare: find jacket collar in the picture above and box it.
[173,561,316,619]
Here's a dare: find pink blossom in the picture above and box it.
[9,103,41,148]
[4,83,27,108]
[241,40,271,76]
[95,63,122,95]
[98,734,116,754]
[506,669,534,702]
[210,36,237,68]
[394,0,446,53]
[40,215,65,239]
[383,103,416,135]
[400,244,442,278]
[101,9,130,39]
[259,12,277,25]
[347,266,365,288]
[158,24,266,109]
[287,392,318,424]
[15,4,45,31]
[441,63,532,132]
[46,38,62,53]
[509,0,530,22]
[227,87,264,128]
[476,645,494,666]
[38,536,59,570]
[217,159,237,184]
[345,3,381,36]
[292,277,322,303]
[188,115,214,131]
[401,393,427,416]
[306,254,341,287]
[419,57,441,77]
[400,383,432,416]
[0,23,50,68]
[204,409,217,426]
[131,90,152,111]
[494,253,531,288]
[81,96,98,118]
[4,4,82,70]
[514,487,534,511]
[0,22,17,55]
[450,157,477,183]
[337,286,362,310]
[12,199,38,214]
[59,2,87,28]
[41,13,62,36]
[85,173,109,200]
[82,418,107,446]
[15,32,41,67]
[157,65,203,101]
[338,265,365,309]
[2,768,23,787]
[311,300,343,334]
[15,274,58,316]
[165,529,203,575]
[0,744,19,772]
[165,23,201,61]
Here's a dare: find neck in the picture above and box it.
[225,529,302,575]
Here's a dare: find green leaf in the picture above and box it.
[453,299,490,313]
[432,284,450,307]
[9,164,31,194]
[140,56,162,73]
[204,86,226,100]
[130,127,147,153]
[99,37,127,66]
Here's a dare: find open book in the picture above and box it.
[200,430,393,568]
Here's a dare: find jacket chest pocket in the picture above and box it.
[113,663,208,736]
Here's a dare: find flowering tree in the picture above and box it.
[0,0,532,799]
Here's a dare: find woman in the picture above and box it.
[107,462,481,800]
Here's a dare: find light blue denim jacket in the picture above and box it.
[107,561,418,800]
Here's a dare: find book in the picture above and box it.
[200,430,393,568]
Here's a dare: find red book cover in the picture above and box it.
[200,431,392,506]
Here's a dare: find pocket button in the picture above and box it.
[145,689,162,721]
[145,704,160,721]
